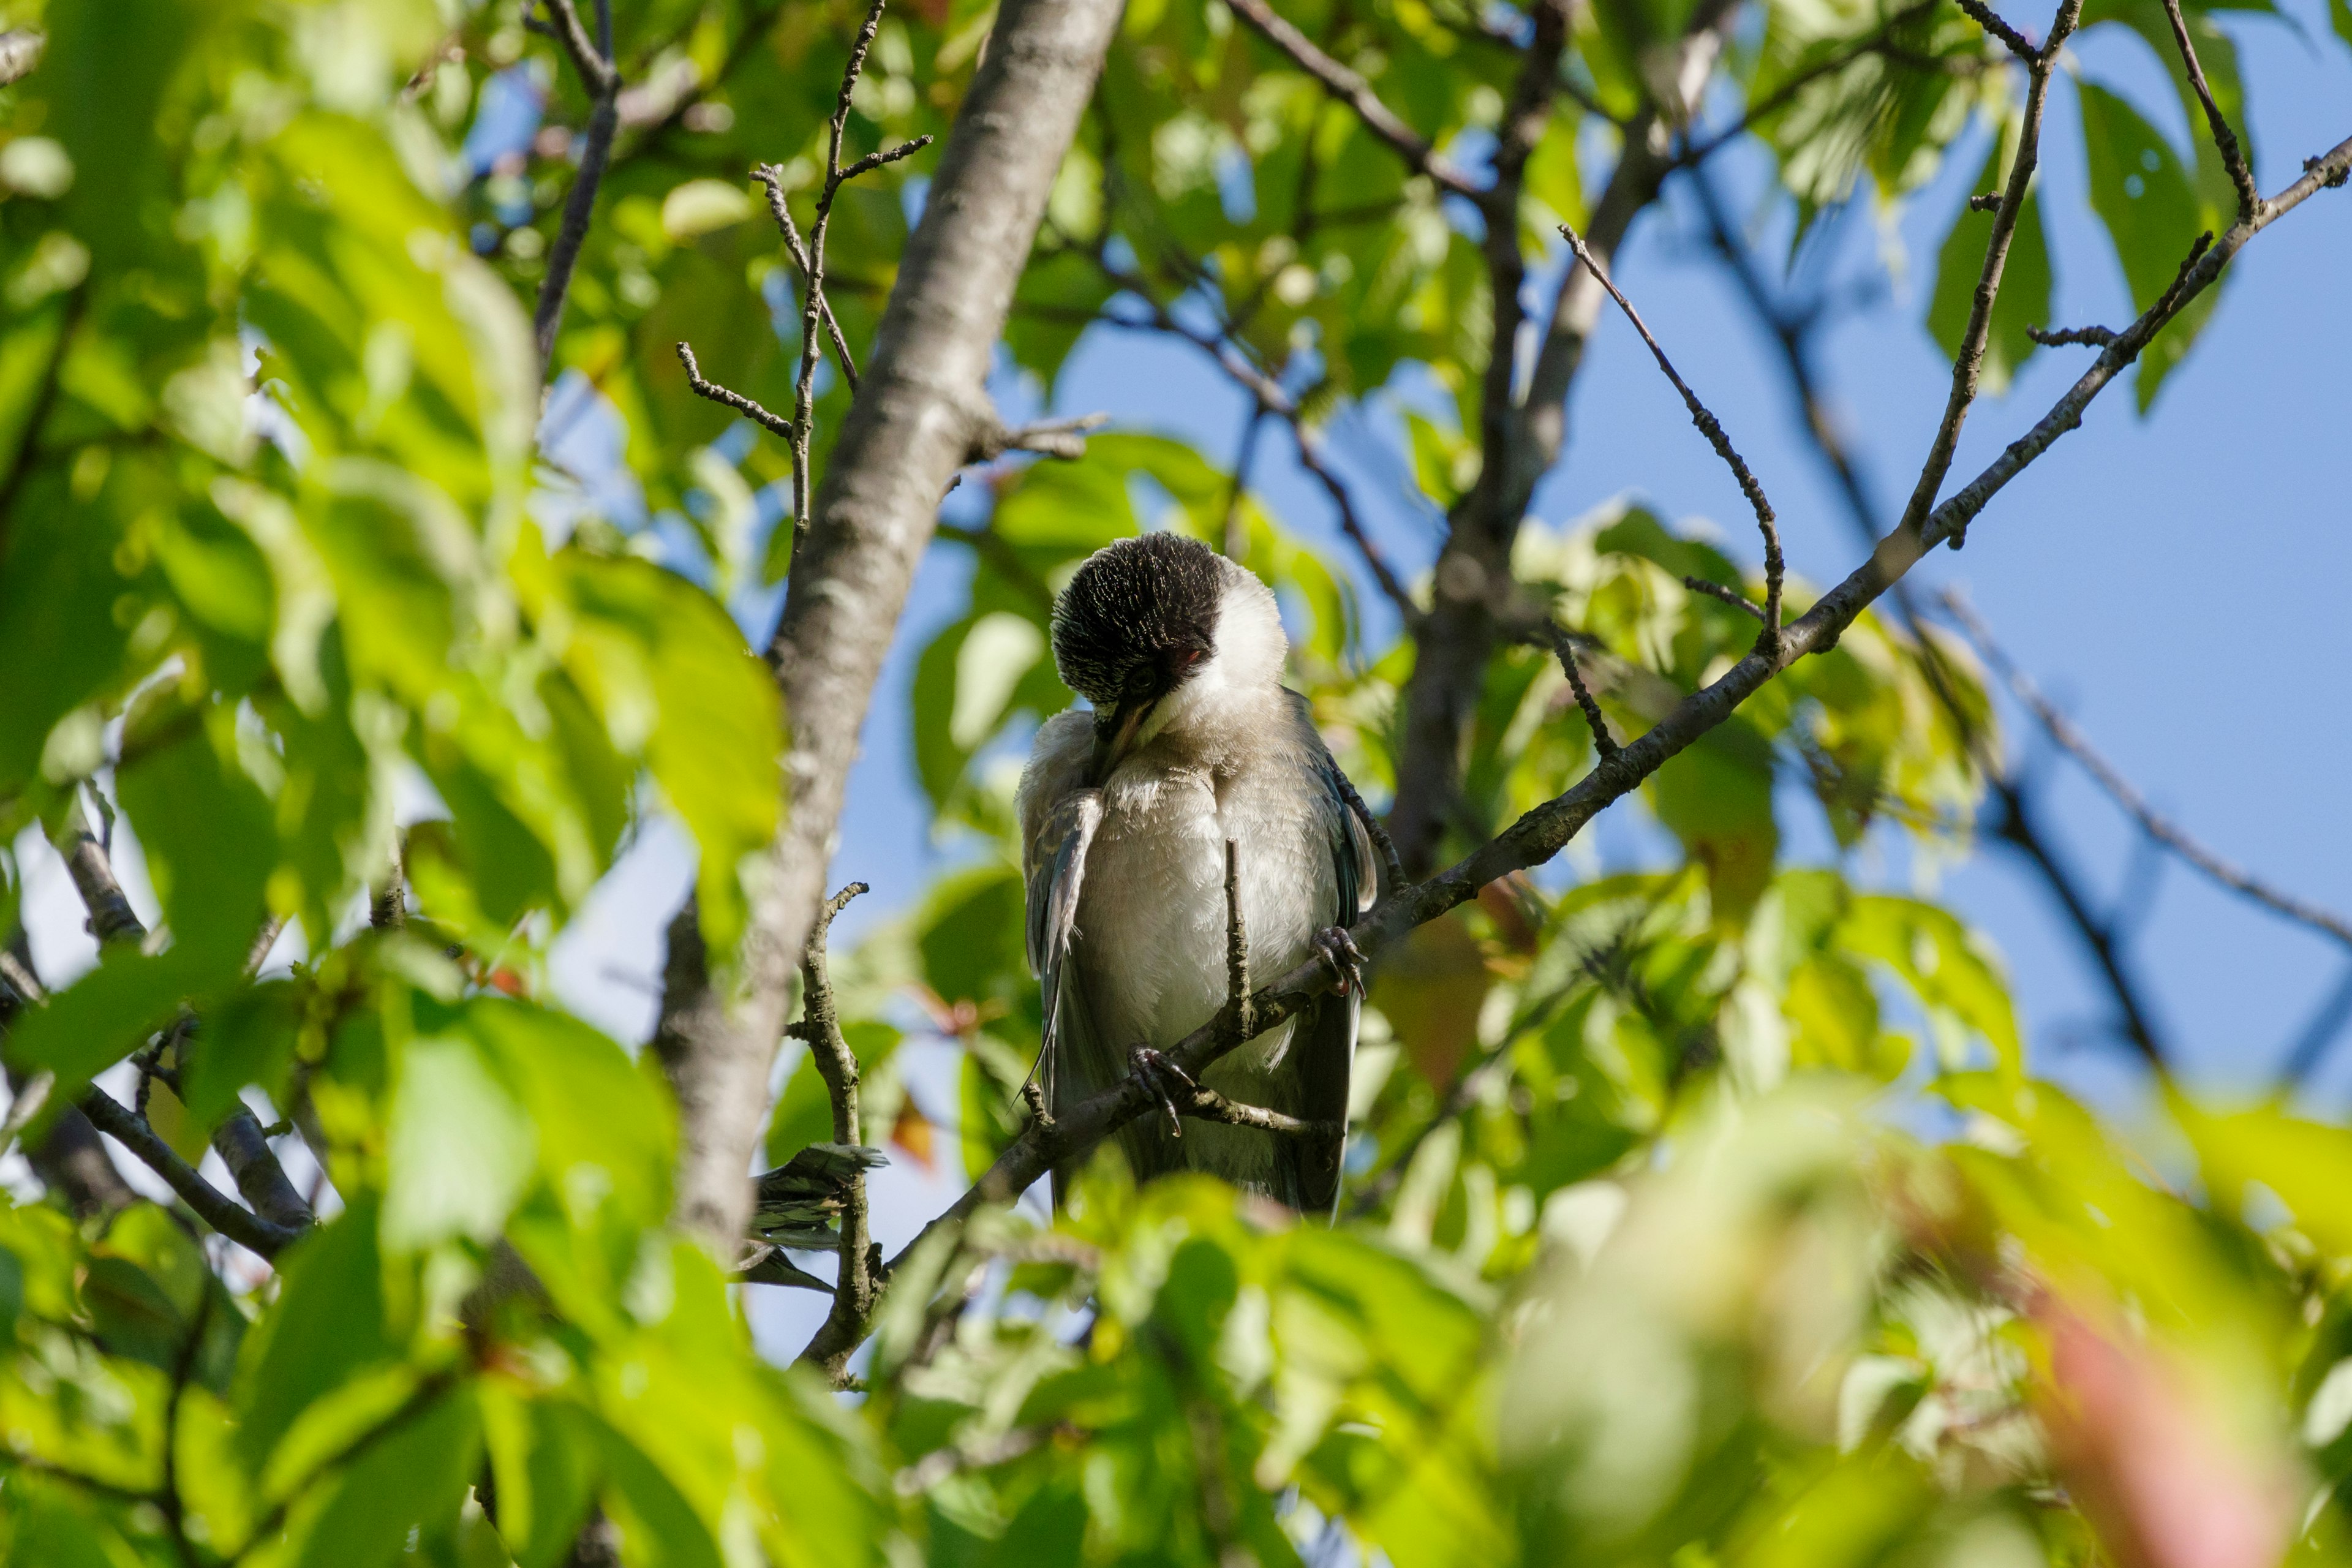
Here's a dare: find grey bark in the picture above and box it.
[661,0,1127,1249]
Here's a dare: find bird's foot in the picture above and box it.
[1128,1046,1196,1139]
[1312,927,1366,997]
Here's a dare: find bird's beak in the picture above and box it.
[1087,696,1154,785]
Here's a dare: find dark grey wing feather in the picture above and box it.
[1275,699,1379,1216]
[1023,787,1102,1109]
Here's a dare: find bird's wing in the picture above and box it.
[1018,710,1101,1107]
[1277,693,1378,1216]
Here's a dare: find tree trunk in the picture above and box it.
[662,0,1128,1248]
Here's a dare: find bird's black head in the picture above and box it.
[1051,533,1225,708]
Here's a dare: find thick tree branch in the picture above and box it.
[657,0,1126,1253]
[1221,0,1486,200]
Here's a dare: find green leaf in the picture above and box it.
[461,996,677,1234]
[1926,139,2051,398]
[2076,81,2209,406]
[382,1034,535,1253]
[181,979,303,1129]
[552,552,783,952]
[481,1385,600,1568]
[236,1196,396,1472]
[1837,896,2020,1074]
[290,1388,481,1568]
[114,704,277,974]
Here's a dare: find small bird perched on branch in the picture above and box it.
[1019,533,1376,1214]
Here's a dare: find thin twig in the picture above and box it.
[2026,324,2119,347]
[757,165,859,389]
[1223,840,1253,1041]
[968,412,1110,462]
[1941,589,2352,954]
[1895,0,2084,548]
[2157,0,2260,221]
[532,0,620,375]
[676,341,797,439]
[1221,0,1485,200]
[1545,625,1619,758]
[1559,223,1785,652]
[1954,0,2038,61]
[1683,574,1768,620]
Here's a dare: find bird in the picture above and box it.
[1017,532,1376,1215]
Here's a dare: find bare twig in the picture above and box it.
[676,341,796,439]
[1686,162,2176,1071]
[2157,0,2259,221]
[968,412,1110,462]
[1942,589,2352,954]
[757,165,859,389]
[1954,0,2038,61]
[1545,625,1619,758]
[1223,840,1253,1041]
[1221,0,1485,200]
[1559,223,1785,652]
[1895,0,2084,548]
[1683,574,1768,620]
[2027,324,2119,347]
[532,0,619,375]
[793,882,878,1384]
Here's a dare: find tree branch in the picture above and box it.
[1559,222,1785,652]
[1894,0,2084,548]
[1683,159,2175,1072]
[2158,0,2259,222]
[1389,0,1736,875]
[793,883,878,1382]
[79,1090,301,1258]
[532,0,620,375]
[48,802,315,1240]
[1221,0,1486,200]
